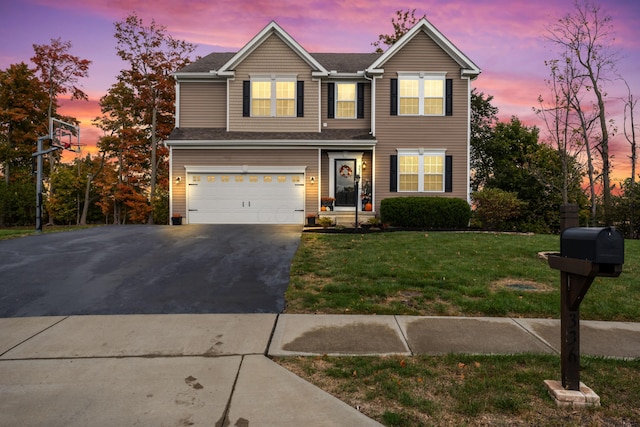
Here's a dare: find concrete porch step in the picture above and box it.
[318,211,376,226]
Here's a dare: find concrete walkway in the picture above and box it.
[1,314,639,426]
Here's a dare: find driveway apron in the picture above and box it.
[0,225,301,317]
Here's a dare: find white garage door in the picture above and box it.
[187,171,305,224]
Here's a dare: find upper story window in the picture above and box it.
[250,76,296,117]
[336,83,356,118]
[327,82,365,119]
[398,72,446,116]
[398,149,446,192]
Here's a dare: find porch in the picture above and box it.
[316,211,377,227]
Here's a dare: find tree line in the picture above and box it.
[1,3,638,236]
[0,13,194,227]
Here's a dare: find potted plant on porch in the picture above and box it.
[306,213,318,226]
[320,197,335,211]
[171,213,182,225]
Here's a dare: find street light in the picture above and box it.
[354,172,360,229]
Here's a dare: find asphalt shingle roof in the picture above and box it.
[177,52,382,74]
[168,128,375,141]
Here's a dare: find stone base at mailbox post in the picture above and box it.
[544,380,601,408]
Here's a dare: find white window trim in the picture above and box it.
[397,148,446,193]
[250,74,297,117]
[398,72,446,117]
[335,82,357,119]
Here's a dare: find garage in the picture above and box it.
[186,166,305,224]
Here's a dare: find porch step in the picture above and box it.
[318,211,376,227]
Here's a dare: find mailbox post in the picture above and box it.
[547,226,624,391]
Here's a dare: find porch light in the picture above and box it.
[309,176,315,184]
[175,176,182,184]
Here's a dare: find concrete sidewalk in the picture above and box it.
[1,314,639,426]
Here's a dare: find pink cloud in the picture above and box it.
[4,0,639,182]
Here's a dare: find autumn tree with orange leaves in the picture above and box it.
[112,13,196,224]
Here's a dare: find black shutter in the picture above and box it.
[390,155,398,192]
[357,82,365,119]
[445,79,453,116]
[327,82,335,119]
[242,81,250,117]
[390,79,398,116]
[297,81,304,117]
[445,155,453,192]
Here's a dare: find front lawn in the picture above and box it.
[286,231,640,321]
[281,231,640,426]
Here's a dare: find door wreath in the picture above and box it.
[339,164,353,178]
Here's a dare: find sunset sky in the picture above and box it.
[1,0,639,183]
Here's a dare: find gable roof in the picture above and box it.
[175,19,480,79]
[217,21,329,76]
[368,18,480,78]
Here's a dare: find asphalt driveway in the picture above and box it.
[0,225,302,317]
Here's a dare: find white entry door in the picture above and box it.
[186,172,305,224]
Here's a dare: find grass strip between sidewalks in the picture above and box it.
[276,354,640,427]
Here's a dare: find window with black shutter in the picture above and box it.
[357,82,365,119]
[445,79,453,116]
[242,81,250,117]
[445,155,453,192]
[327,82,335,119]
[297,81,304,117]
[390,155,398,192]
[390,79,398,116]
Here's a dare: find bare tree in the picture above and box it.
[536,57,582,204]
[621,78,638,188]
[620,77,638,236]
[546,0,618,224]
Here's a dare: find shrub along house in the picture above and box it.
[166,18,480,224]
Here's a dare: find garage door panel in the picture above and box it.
[186,172,304,224]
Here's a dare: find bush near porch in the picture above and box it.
[380,197,471,229]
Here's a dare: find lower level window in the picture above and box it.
[398,149,445,192]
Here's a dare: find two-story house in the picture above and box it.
[167,18,480,224]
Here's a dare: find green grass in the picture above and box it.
[0,225,102,240]
[280,231,640,425]
[276,354,640,426]
[286,231,640,321]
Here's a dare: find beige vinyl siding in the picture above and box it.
[171,148,319,216]
[321,82,371,130]
[228,34,319,132]
[179,81,226,128]
[375,31,470,205]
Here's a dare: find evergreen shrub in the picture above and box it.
[380,197,470,229]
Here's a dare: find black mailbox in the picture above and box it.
[560,226,624,265]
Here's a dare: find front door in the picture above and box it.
[334,159,356,207]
